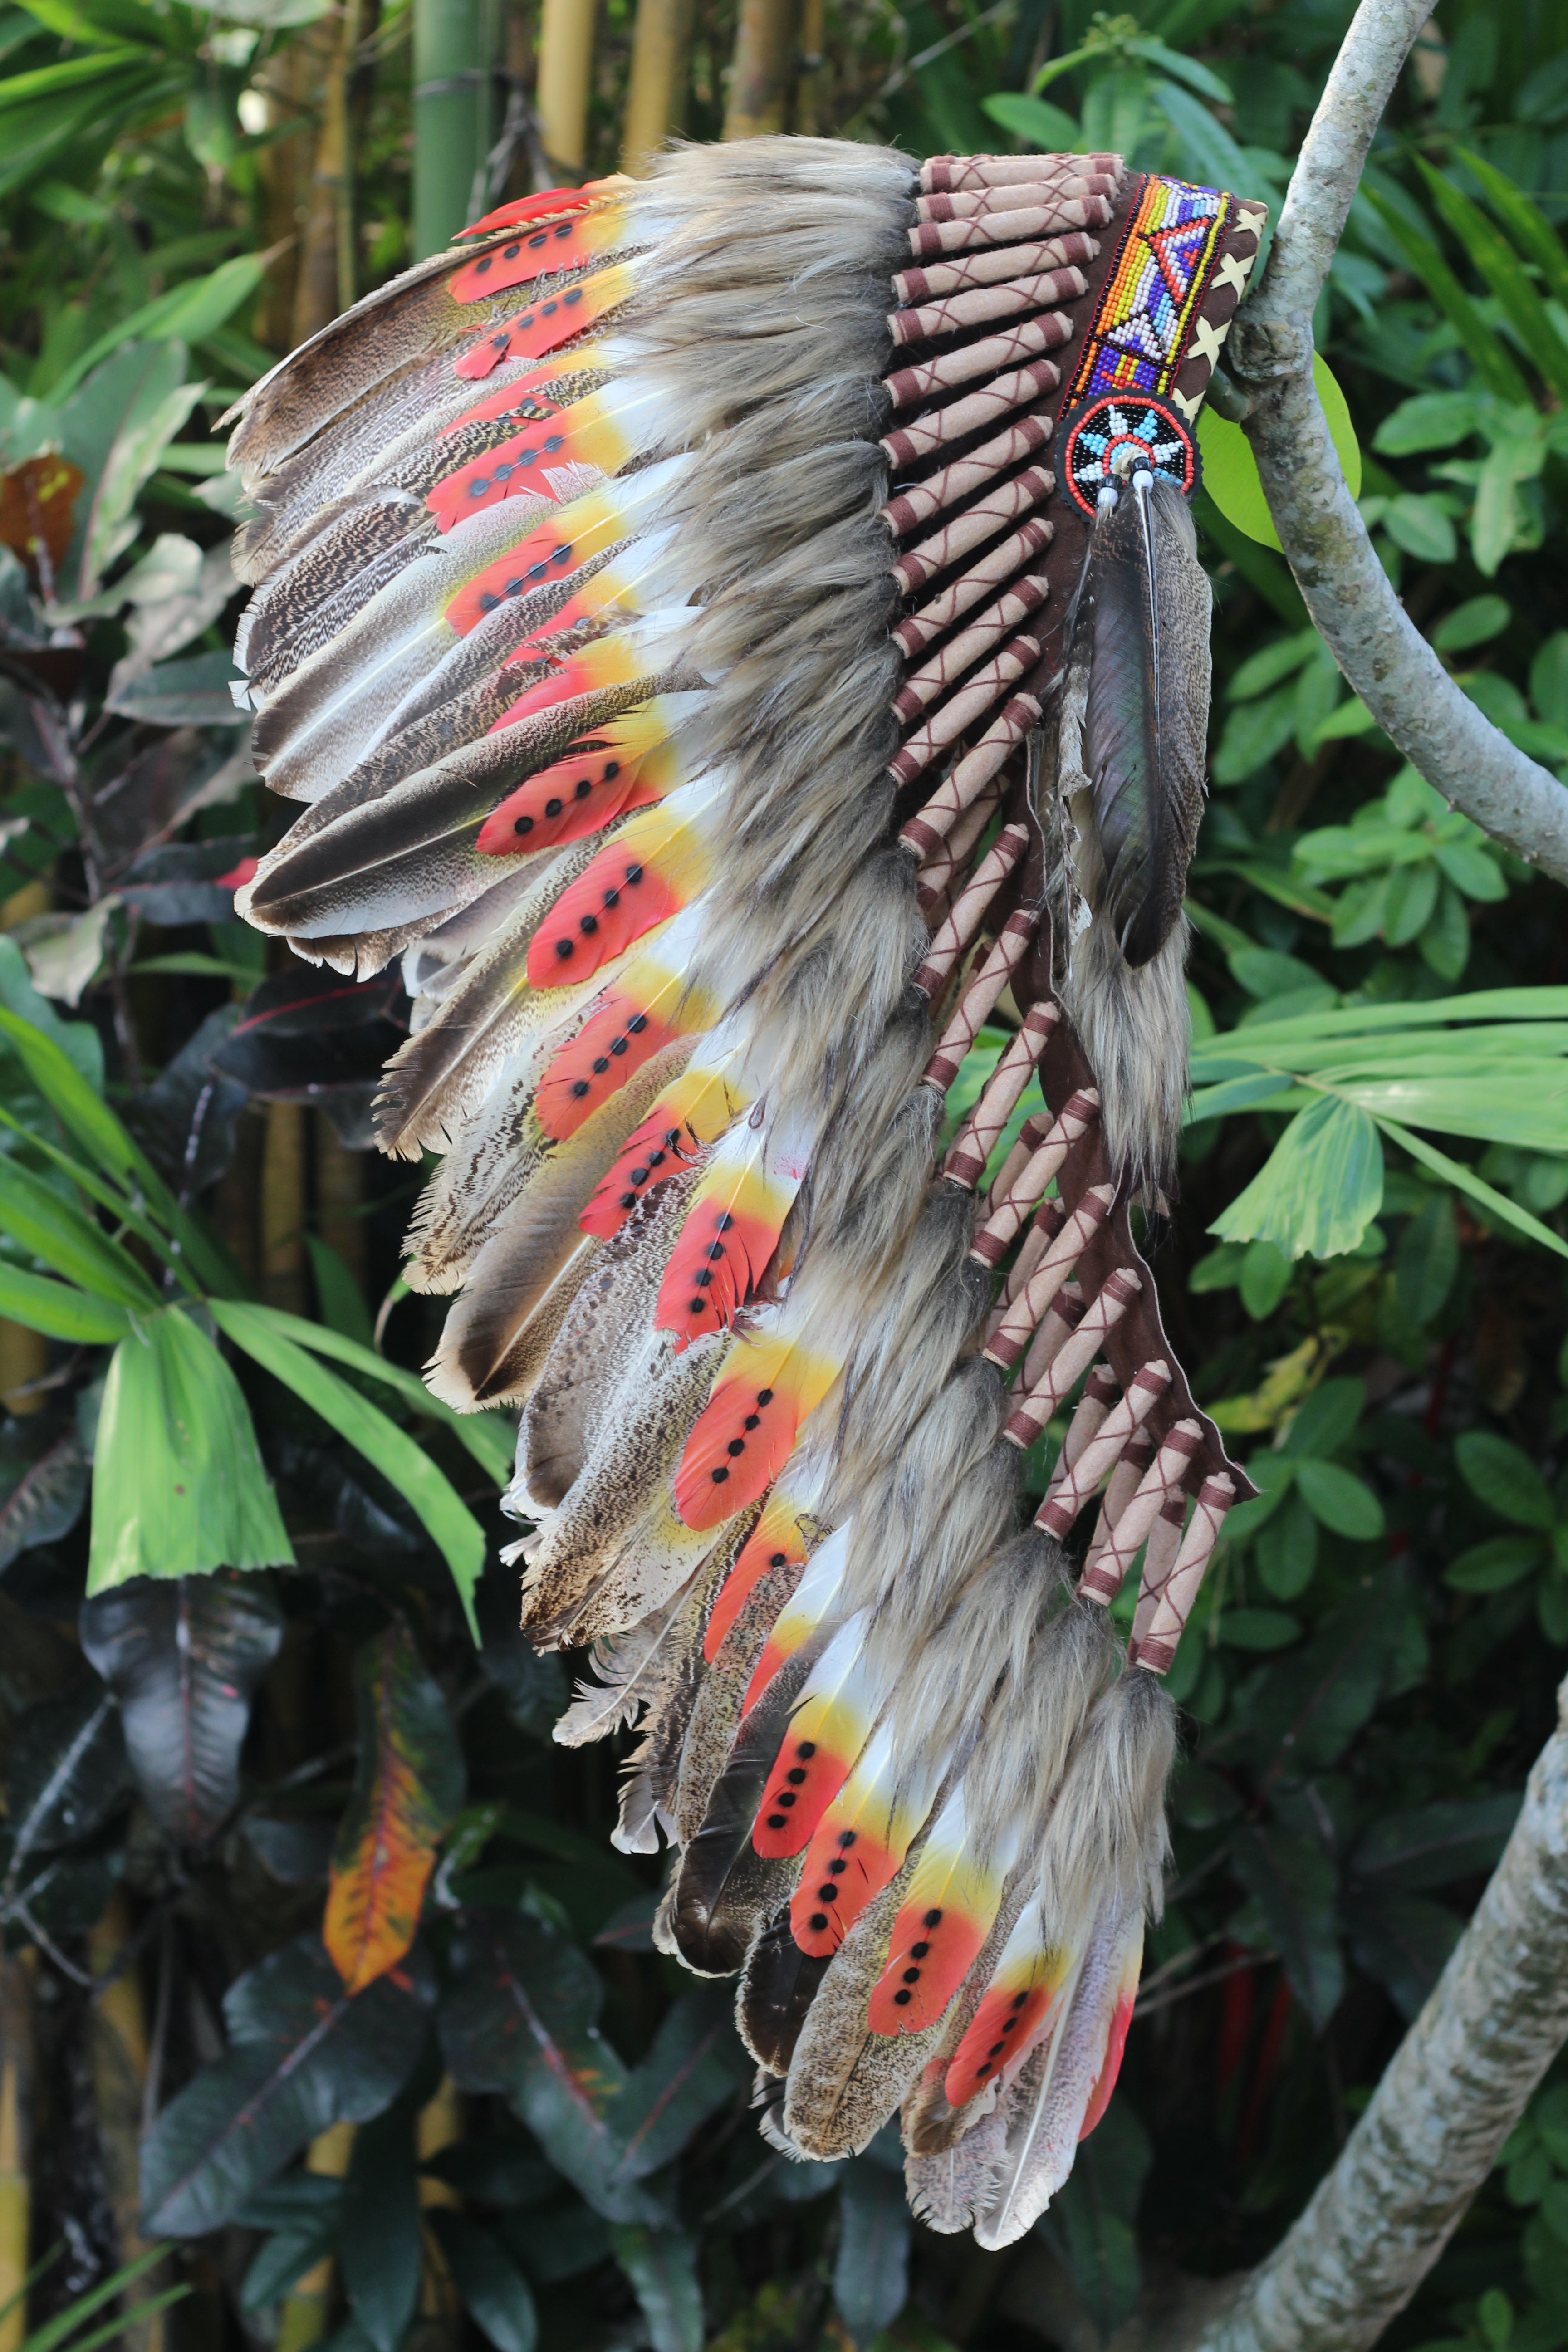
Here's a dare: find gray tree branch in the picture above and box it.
[1223,0,1568,887]
[1183,1677,1568,2352]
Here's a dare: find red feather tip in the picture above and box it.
[526,838,685,984]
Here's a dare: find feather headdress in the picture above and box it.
[227,140,1265,2242]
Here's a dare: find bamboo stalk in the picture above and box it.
[723,0,798,138]
[86,1900,164,2352]
[276,2125,356,2352]
[795,0,825,134]
[413,0,492,258]
[621,0,692,172]
[261,1102,309,1317]
[537,0,596,175]
[414,2080,462,2347]
[314,1117,367,1294]
[293,0,362,342]
[0,1953,34,2352]
[257,23,332,349]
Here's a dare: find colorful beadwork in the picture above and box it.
[1068,175,1234,410]
[1062,395,1195,514]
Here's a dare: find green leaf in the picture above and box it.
[1225,629,1319,702]
[1230,1824,1343,2029]
[0,1156,158,1307]
[1416,157,1568,403]
[1239,1571,1405,1774]
[1433,839,1508,901]
[1210,1095,1384,1262]
[1384,494,1457,563]
[1211,685,1298,783]
[0,44,148,110]
[1363,190,1533,405]
[240,1303,512,1489]
[1196,352,1361,551]
[1343,1887,1462,2022]
[210,1302,484,1639]
[1374,390,1491,456]
[1459,146,1568,310]
[1384,861,1440,947]
[1215,1606,1300,1650]
[833,2159,911,2350]
[1432,594,1512,652]
[0,937,102,1088]
[1396,1193,1459,1324]
[87,1308,293,1592]
[611,2227,703,2352]
[980,91,1079,149]
[1352,1792,1522,1890]
[1295,1458,1385,1540]
[1255,1489,1318,1599]
[1418,881,1470,983]
[427,2214,538,2352]
[49,258,265,407]
[1379,1118,1568,1263]
[0,1264,128,1343]
[1446,1534,1546,1591]
[305,1235,374,1348]
[1051,2093,1150,2338]
[140,1936,434,2238]
[1456,1430,1556,1529]
[340,2107,422,2352]
[609,1990,742,2184]
[1238,1237,1292,1318]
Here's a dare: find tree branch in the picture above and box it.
[1226,0,1568,888]
[1186,1676,1568,2352]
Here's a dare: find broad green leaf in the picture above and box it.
[1295,1458,1385,1540]
[1374,390,1491,456]
[426,2214,537,2352]
[1229,1824,1343,2029]
[1211,684,1298,782]
[1351,1792,1522,1888]
[1434,839,1508,901]
[1383,493,1457,563]
[612,2227,704,2352]
[1151,79,1250,190]
[1196,353,1361,551]
[1378,1117,1568,1263]
[1397,1193,1459,1324]
[1239,1572,1405,1775]
[340,2107,422,2352]
[1239,1237,1291,1318]
[1225,629,1319,702]
[79,1573,284,1843]
[50,258,265,406]
[1363,190,1532,405]
[833,2159,911,2350]
[1215,1606,1300,1650]
[0,45,147,109]
[242,1303,513,1488]
[608,1990,742,2184]
[1383,861,1439,947]
[1432,593,1511,651]
[1210,1095,1383,1261]
[0,937,102,1087]
[1416,157,1568,402]
[1343,1887,1461,2023]
[305,1234,374,1348]
[0,1264,129,1342]
[1455,1430,1556,1529]
[0,1156,160,1307]
[87,1308,292,1592]
[325,1625,466,1994]
[210,1301,484,1639]
[1255,1489,1318,1599]
[140,1936,434,2238]
[980,91,1079,149]
[1051,2092,1151,2338]
[1445,1534,1546,1591]
[1280,1377,1365,1461]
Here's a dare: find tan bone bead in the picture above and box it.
[914,192,1108,227]
[971,1088,1100,1266]
[891,629,1044,785]
[883,420,1052,540]
[1002,1289,1091,1451]
[985,1184,1115,1368]
[894,577,1049,720]
[921,152,1121,195]
[891,519,1053,657]
[882,367,1062,471]
[944,1002,1058,1189]
[912,821,1028,998]
[994,1197,1066,1322]
[1083,1427,1156,1566]
[1017,1358,1119,1468]
[908,202,1112,257]
[922,912,1037,1092]
[892,469,1054,596]
[1018,1277,1083,1392]
[884,317,1069,410]
[982,1111,1051,1222]
[888,267,1088,348]
[913,775,1006,917]
[1079,1421,1205,1606]
[1129,1494,1192,1654]
[1021,1267,1142,1427]
[1134,1476,1235,1672]
[900,693,1043,859]
[1035,1361,1173,1542]
[893,240,1093,306]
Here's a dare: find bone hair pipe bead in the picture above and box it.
[890,631,1044,784]
[1035,1361,1173,1541]
[900,693,1043,858]
[893,240,1092,305]
[891,520,1053,658]
[1019,1265,1140,1426]
[911,823,1029,998]
[882,365,1062,471]
[944,1001,1058,1190]
[970,1088,1100,1266]
[882,419,1052,540]
[1001,1286,1090,1452]
[1084,1426,1156,1562]
[888,267,1088,349]
[893,578,1049,720]
[1078,1420,1204,1607]
[923,912,1035,1093]
[1134,1475,1235,1673]
[1046,1360,1120,1474]
[884,316,1068,410]
[908,202,1111,257]
[912,776,1006,915]
[983,1182,1115,1367]
[992,1196,1066,1326]
[913,191,1107,232]
[1018,1277,1082,1390]
[980,1111,1051,1225]
[921,153,1120,193]
[891,468,1055,595]
[1129,1494,1192,1655]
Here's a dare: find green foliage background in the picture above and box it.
[1,4,1568,2351]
